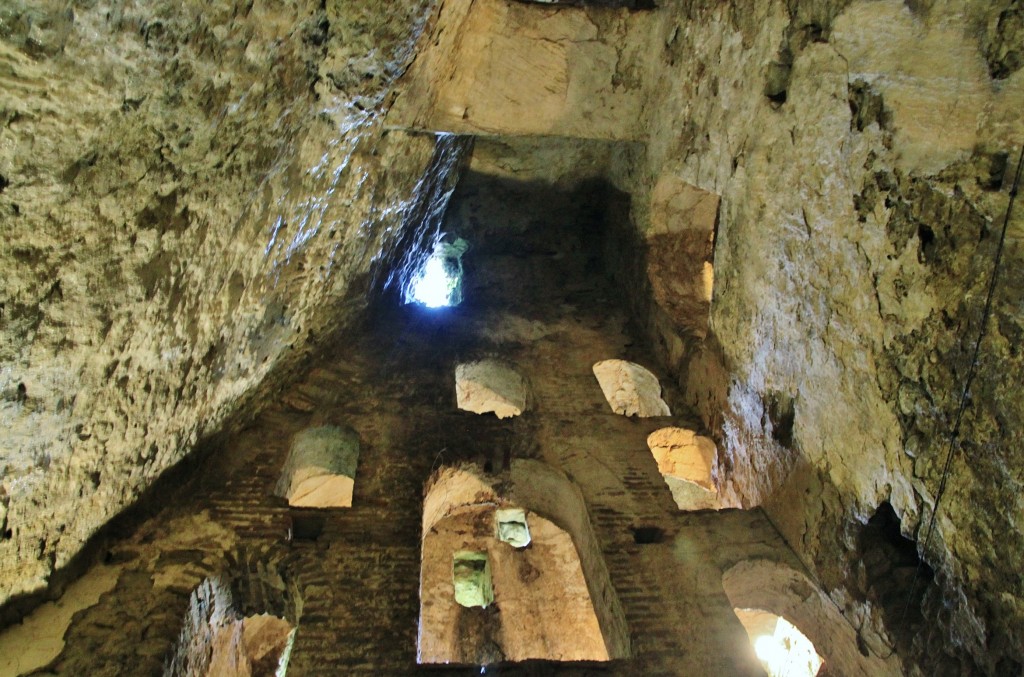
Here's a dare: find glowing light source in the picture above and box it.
[744,614,822,677]
[407,238,468,308]
[411,253,455,307]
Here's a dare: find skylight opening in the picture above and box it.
[406,238,468,308]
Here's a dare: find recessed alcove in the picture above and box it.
[417,462,629,665]
[856,502,936,656]
[733,608,823,677]
[722,559,901,676]
[166,577,296,677]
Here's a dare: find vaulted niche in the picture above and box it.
[166,576,296,677]
[722,559,901,676]
[417,462,629,666]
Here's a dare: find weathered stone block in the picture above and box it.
[275,426,359,508]
[592,360,670,417]
[455,360,528,419]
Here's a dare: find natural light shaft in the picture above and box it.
[411,254,454,307]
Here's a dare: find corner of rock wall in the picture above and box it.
[626,0,1024,672]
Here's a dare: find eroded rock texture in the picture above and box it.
[392,0,1024,672]
[644,2,1024,674]
[2,0,1023,674]
[0,0,460,608]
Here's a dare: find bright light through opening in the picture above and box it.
[411,253,455,308]
[736,610,822,677]
[407,238,467,308]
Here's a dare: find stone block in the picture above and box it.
[275,426,360,508]
[455,360,528,419]
[592,360,670,417]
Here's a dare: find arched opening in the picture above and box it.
[721,559,902,677]
[646,427,720,510]
[733,608,823,677]
[405,238,469,308]
[166,576,296,677]
[417,462,628,665]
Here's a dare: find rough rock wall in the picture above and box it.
[634,0,1024,673]
[0,0,454,610]
[388,0,654,140]
[388,3,1023,669]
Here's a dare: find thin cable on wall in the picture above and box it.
[893,144,1024,645]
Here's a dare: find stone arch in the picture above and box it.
[418,461,629,665]
[165,575,296,677]
[721,559,902,677]
[164,547,302,677]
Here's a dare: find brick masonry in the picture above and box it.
[26,172,836,677]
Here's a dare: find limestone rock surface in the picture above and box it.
[633,0,1024,671]
[388,0,654,140]
[0,0,454,608]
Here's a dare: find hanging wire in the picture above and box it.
[884,144,1024,655]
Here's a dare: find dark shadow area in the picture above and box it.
[630,526,666,544]
[858,502,936,657]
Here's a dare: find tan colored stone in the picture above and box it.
[0,0,451,605]
[241,614,293,676]
[592,359,671,417]
[455,360,528,419]
[419,462,628,664]
[276,427,359,508]
[421,507,609,663]
[388,0,654,140]
[647,427,717,490]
